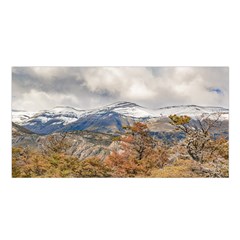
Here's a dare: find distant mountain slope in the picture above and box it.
[59,111,136,134]
[12,122,40,147]
[12,122,35,135]
[12,106,88,134]
[12,101,229,135]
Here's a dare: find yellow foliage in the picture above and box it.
[169,115,191,125]
[76,158,112,178]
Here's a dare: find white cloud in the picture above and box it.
[12,67,229,111]
[12,89,79,111]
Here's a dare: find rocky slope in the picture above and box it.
[12,122,121,160]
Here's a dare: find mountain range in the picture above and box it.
[12,101,229,135]
[12,101,229,160]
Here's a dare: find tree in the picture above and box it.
[122,122,155,160]
[105,151,145,177]
[169,113,224,163]
[104,122,170,177]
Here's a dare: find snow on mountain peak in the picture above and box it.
[12,110,38,124]
[12,102,229,127]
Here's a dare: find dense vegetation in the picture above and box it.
[12,115,229,178]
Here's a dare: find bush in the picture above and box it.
[76,158,112,178]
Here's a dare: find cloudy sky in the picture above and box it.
[12,67,229,111]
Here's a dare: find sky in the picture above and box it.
[12,67,229,111]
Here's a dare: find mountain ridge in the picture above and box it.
[12,101,229,113]
[12,101,229,135]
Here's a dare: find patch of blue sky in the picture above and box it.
[210,88,223,94]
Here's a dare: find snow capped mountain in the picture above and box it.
[12,110,38,124]
[12,101,229,134]
[12,106,90,134]
[156,105,228,120]
[33,106,87,125]
[88,101,228,120]
[90,101,160,118]
[13,106,87,124]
